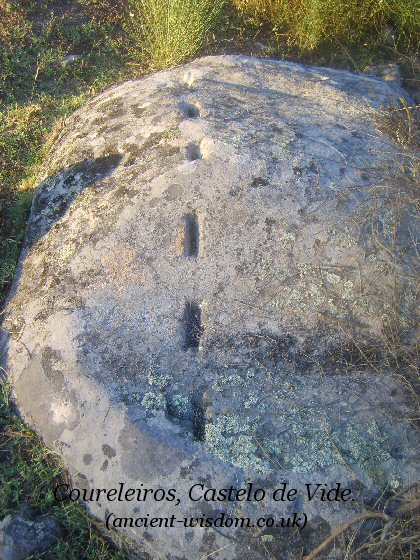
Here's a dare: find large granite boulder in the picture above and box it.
[1,56,418,559]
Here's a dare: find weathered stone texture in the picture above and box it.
[0,509,62,560]
[1,56,418,559]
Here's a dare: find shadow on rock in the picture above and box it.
[26,154,122,248]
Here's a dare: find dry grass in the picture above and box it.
[304,484,420,560]
[0,0,30,48]
[231,0,420,50]
[380,99,420,150]
[79,0,126,24]
[126,0,224,68]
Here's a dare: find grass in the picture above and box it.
[0,0,131,304]
[0,0,419,558]
[231,0,420,51]
[126,0,224,69]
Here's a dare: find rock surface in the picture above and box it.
[363,63,402,88]
[60,54,83,68]
[0,509,62,560]
[1,56,418,559]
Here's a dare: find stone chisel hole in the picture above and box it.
[184,212,199,257]
[180,101,200,119]
[184,302,204,350]
[192,399,205,441]
[186,142,202,161]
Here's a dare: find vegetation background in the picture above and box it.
[0,0,418,558]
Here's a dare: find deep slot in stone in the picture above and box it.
[184,212,199,257]
[186,143,202,161]
[184,302,203,349]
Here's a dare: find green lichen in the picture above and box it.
[141,391,165,410]
[290,417,344,473]
[304,283,326,307]
[55,242,77,264]
[279,232,296,248]
[230,135,244,148]
[330,225,358,248]
[256,257,274,281]
[164,126,181,140]
[341,422,392,481]
[342,280,354,299]
[147,363,171,389]
[298,263,308,278]
[378,207,395,239]
[261,535,274,544]
[274,133,294,150]
[322,270,342,284]
[205,415,270,475]
[212,370,245,392]
[389,472,403,491]
[244,392,262,409]
[168,394,190,417]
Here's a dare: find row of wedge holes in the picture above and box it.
[180,101,202,162]
[181,101,204,350]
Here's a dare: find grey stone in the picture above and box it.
[363,63,402,88]
[0,56,418,559]
[0,510,62,560]
[61,54,83,68]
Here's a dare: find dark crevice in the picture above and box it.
[186,142,202,161]
[184,212,199,257]
[179,101,200,119]
[192,397,206,441]
[184,302,203,350]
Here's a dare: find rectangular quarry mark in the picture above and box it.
[186,142,202,161]
[184,302,204,349]
[184,212,199,257]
